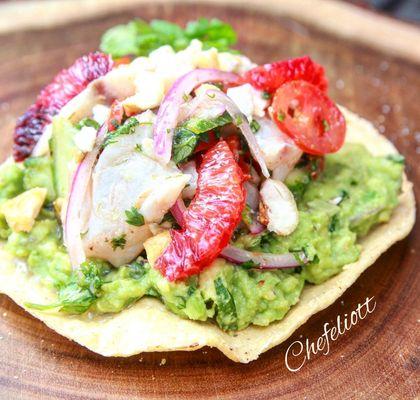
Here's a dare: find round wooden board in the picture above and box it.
[0,2,418,399]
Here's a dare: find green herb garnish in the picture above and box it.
[26,259,111,314]
[277,111,286,122]
[111,234,127,250]
[322,119,330,132]
[250,119,261,133]
[262,91,271,100]
[386,154,405,164]
[75,118,100,130]
[214,277,238,331]
[100,18,237,58]
[103,117,139,147]
[125,207,145,227]
[172,112,232,164]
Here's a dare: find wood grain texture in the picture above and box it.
[1,0,420,63]
[0,3,418,399]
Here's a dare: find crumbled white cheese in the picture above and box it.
[92,104,110,125]
[217,52,255,73]
[227,83,268,122]
[123,72,165,115]
[74,126,97,153]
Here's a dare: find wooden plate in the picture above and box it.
[0,2,418,399]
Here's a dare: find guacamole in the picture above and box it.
[0,143,403,331]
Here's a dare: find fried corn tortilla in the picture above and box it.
[0,107,415,363]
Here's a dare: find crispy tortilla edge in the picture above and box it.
[0,107,415,363]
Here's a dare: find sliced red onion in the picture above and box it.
[64,124,107,268]
[170,197,187,228]
[220,245,300,269]
[244,181,265,234]
[153,69,240,164]
[249,220,265,235]
[203,89,269,177]
[244,181,260,210]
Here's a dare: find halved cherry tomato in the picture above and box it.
[271,80,345,155]
[155,141,245,281]
[244,56,328,94]
[107,100,124,132]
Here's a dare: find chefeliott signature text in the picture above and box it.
[285,296,377,372]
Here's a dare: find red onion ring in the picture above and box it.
[64,124,107,268]
[220,245,300,269]
[153,69,240,164]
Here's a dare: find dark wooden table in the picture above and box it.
[0,1,418,399]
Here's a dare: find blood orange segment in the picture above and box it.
[13,52,113,161]
[244,56,328,94]
[155,140,246,281]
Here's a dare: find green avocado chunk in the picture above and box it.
[50,117,81,199]
[23,156,56,202]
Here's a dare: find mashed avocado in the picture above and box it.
[0,144,404,331]
[236,144,403,284]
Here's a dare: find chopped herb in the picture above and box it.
[262,91,271,100]
[182,93,189,102]
[26,259,111,314]
[128,261,148,280]
[250,119,261,133]
[234,114,244,125]
[172,112,233,164]
[328,214,339,232]
[214,277,238,331]
[322,119,330,132]
[134,144,143,153]
[386,154,405,164]
[125,207,145,227]
[172,128,199,164]
[183,112,232,134]
[103,117,139,147]
[277,111,286,122]
[100,18,237,58]
[76,118,100,130]
[111,234,127,250]
[330,189,349,205]
[240,260,260,269]
[241,205,253,227]
[111,119,119,129]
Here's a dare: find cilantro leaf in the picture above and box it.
[100,18,238,58]
[75,118,100,130]
[103,117,139,147]
[172,128,198,164]
[111,234,127,250]
[214,277,238,331]
[172,112,233,164]
[26,259,111,314]
[125,207,145,227]
[386,154,405,164]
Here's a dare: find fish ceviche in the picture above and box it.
[0,18,409,344]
